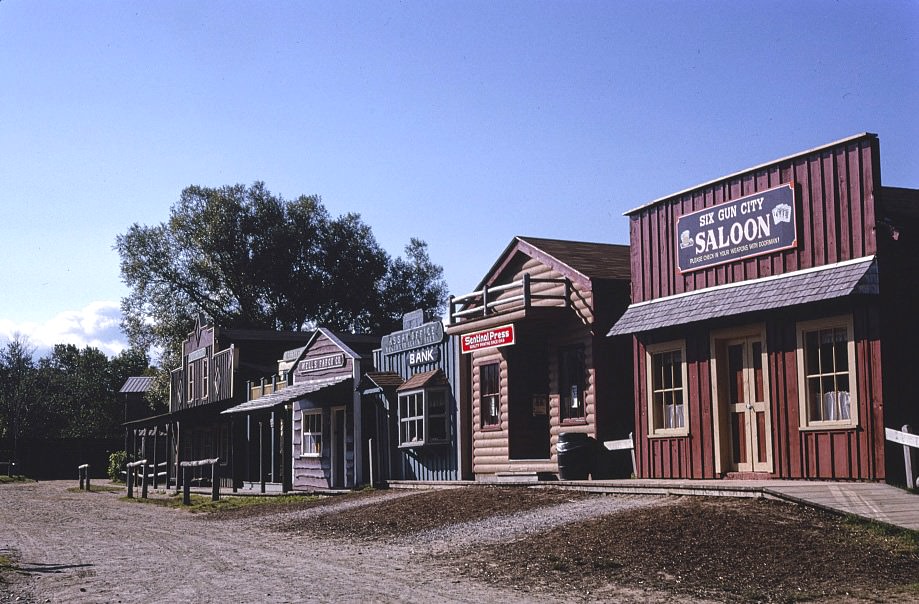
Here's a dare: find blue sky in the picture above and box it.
[1,1,917,358]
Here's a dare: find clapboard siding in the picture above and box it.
[630,135,880,304]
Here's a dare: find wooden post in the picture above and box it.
[259,419,266,494]
[183,465,191,505]
[152,426,159,490]
[211,460,220,502]
[904,425,916,488]
[448,295,455,325]
[141,460,149,499]
[78,463,89,490]
[126,462,134,498]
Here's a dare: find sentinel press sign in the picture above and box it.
[676,184,797,273]
[460,324,515,354]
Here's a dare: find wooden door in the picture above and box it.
[332,407,346,488]
[719,336,773,473]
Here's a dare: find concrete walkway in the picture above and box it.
[391,478,919,532]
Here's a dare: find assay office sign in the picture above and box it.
[676,184,797,273]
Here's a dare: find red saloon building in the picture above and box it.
[609,133,919,482]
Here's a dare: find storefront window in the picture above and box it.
[559,346,587,422]
[647,341,689,436]
[398,388,449,447]
[797,316,857,428]
[301,411,322,457]
[480,363,500,428]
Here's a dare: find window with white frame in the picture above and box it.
[480,363,500,428]
[187,363,195,402]
[301,410,322,457]
[646,341,689,436]
[559,345,587,422]
[398,388,449,447]
[202,358,209,400]
[797,316,857,428]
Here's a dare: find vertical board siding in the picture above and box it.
[630,136,879,304]
[372,334,462,481]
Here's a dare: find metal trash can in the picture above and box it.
[557,432,593,480]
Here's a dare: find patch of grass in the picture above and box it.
[0,475,31,484]
[0,552,18,585]
[122,492,323,514]
[66,484,124,494]
[842,513,919,553]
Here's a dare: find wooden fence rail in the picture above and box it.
[886,425,919,488]
[126,459,148,499]
[77,463,90,490]
[179,458,220,504]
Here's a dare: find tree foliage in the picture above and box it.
[0,339,152,450]
[116,182,448,359]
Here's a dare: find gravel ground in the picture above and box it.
[0,481,675,603]
[3,481,918,603]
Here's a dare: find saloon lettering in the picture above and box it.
[677,184,797,273]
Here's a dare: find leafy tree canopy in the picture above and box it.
[116,182,448,362]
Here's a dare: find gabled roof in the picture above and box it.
[477,236,630,290]
[289,327,380,366]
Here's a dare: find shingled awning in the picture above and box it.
[221,375,352,415]
[608,256,878,336]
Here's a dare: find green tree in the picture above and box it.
[116,182,448,359]
[0,337,50,457]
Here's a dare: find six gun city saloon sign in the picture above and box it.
[676,184,798,273]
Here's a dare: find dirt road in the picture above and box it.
[0,482,665,603]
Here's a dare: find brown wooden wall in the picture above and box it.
[634,303,885,480]
[629,134,880,304]
[467,252,632,476]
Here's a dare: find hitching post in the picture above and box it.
[141,460,149,499]
[211,460,219,502]
[903,425,916,488]
[183,465,191,505]
[126,462,134,498]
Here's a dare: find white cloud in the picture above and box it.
[0,301,127,358]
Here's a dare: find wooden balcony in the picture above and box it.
[248,376,288,402]
[448,273,571,331]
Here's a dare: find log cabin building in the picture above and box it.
[447,236,633,480]
[608,133,919,482]
[363,310,470,482]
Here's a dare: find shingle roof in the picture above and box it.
[363,371,405,389]
[608,256,878,336]
[397,368,449,392]
[221,375,352,415]
[119,376,154,394]
[515,236,631,281]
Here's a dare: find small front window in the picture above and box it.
[398,388,449,447]
[647,341,689,436]
[559,346,587,422]
[480,363,500,428]
[187,363,195,402]
[797,316,857,428]
[301,411,322,457]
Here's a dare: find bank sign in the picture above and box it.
[676,184,797,273]
[460,324,515,354]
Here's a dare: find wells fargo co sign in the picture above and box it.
[460,324,515,354]
[676,184,797,273]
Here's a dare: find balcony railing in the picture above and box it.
[248,376,288,401]
[448,273,570,325]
